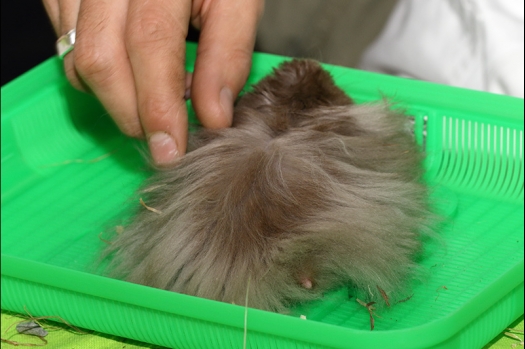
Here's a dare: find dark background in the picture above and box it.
[1,2,56,86]
[0,2,200,87]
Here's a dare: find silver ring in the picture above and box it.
[56,29,76,59]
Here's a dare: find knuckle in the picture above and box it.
[74,41,119,85]
[199,45,252,70]
[140,95,177,125]
[127,10,182,47]
[229,47,252,61]
[227,47,253,71]
[119,121,144,138]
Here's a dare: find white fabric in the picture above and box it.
[359,0,524,98]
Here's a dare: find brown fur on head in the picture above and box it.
[103,59,431,312]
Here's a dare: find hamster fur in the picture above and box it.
[102,59,432,312]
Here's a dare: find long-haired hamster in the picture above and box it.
[102,59,432,312]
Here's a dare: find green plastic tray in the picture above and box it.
[1,42,523,349]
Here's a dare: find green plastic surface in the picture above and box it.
[1,42,524,349]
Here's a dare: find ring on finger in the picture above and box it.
[56,29,76,59]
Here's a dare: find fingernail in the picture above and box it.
[148,132,179,165]
[185,72,193,87]
[220,87,234,123]
[184,72,192,100]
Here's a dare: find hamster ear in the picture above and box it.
[243,59,353,110]
[268,59,352,110]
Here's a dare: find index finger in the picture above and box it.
[126,0,192,165]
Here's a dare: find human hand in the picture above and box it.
[42,0,264,165]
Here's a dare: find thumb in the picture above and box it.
[191,0,264,129]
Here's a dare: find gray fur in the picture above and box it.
[102,60,432,312]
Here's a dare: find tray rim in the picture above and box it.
[2,254,523,349]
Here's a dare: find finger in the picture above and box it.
[58,0,80,33]
[127,0,192,164]
[191,0,264,129]
[57,0,85,91]
[73,0,143,138]
[42,0,60,35]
